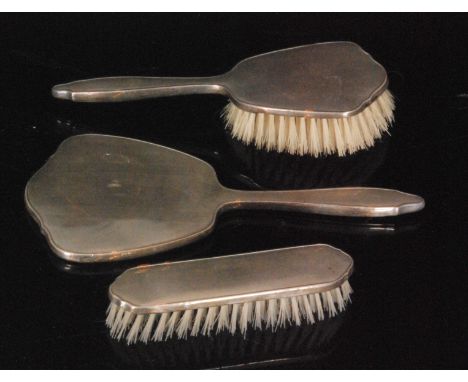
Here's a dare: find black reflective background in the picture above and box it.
[1,14,467,369]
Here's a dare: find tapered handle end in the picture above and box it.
[393,193,425,216]
[52,84,72,100]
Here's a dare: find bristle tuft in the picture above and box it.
[176,310,193,340]
[106,303,118,328]
[254,300,265,330]
[153,312,168,342]
[191,308,207,337]
[216,305,230,334]
[140,313,156,343]
[223,90,394,157]
[106,280,353,344]
[202,306,219,336]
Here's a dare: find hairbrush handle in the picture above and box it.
[224,187,424,217]
[51,76,226,102]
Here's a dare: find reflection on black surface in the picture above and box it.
[109,315,346,369]
[222,129,390,189]
[217,210,422,237]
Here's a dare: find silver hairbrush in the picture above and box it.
[52,42,393,157]
[25,134,424,263]
[106,244,353,344]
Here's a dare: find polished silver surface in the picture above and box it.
[25,134,424,263]
[51,42,388,118]
[109,244,353,314]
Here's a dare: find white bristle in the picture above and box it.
[266,114,276,151]
[309,118,321,156]
[230,304,240,335]
[341,280,353,303]
[350,115,365,151]
[202,306,219,336]
[291,297,301,326]
[126,314,143,345]
[231,108,243,139]
[277,297,292,329]
[266,298,278,330]
[379,91,395,123]
[326,291,337,318]
[300,294,315,324]
[357,112,373,147]
[110,308,124,337]
[254,113,265,148]
[216,305,230,334]
[106,280,353,344]
[243,112,255,144]
[254,300,266,329]
[321,292,329,311]
[140,313,156,343]
[321,119,332,154]
[364,108,379,140]
[191,308,207,337]
[298,117,308,155]
[286,117,299,154]
[110,307,124,336]
[313,293,324,321]
[239,110,249,137]
[153,312,168,341]
[116,311,133,341]
[176,309,193,340]
[106,303,118,328]
[165,311,180,340]
[334,288,346,312]
[333,119,345,156]
[223,89,394,157]
[277,116,287,152]
[309,292,317,312]
[239,302,253,336]
[342,118,354,153]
